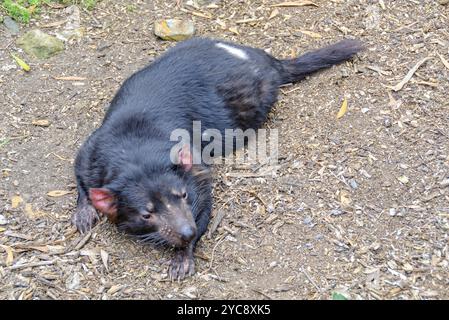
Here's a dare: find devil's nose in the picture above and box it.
[180,225,196,242]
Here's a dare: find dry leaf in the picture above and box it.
[268,9,280,20]
[11,196,23,209]
[1,245,14,266]
[107,285,123,295]
[228,26,239,35]
[32,119,51,127]
[340,190,352,208]
[271,1,318,7]
[337,98,348,119]
[11,53,30,72]
[298,29,322,38]
[100,249,109,272]
[0,227,5,232]
[47,190,73,197]
[25,203,46,219]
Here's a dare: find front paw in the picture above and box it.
[168,248,195,281]
[71,203,100,233]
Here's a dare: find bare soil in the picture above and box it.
[0,0,448,300]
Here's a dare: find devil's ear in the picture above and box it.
[89,188,117,218]
[178,144,193,172]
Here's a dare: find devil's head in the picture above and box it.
[89,145,198,248]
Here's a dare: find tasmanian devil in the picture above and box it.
[72,37,362,280]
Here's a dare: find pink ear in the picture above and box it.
[89,188,117,217]
[179,145,193,172]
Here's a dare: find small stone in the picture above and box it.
[361,107,369,113]
[3,16,20,35]
[315,234,323,241]
[388,208,396,216]
[439,178,449,188]
[0,214,8,225]
[383,117,392,128]
[397,175,409,184]
[349,179,358,189]
[182,286,198,299]
[154,19,195,41]
[17,29,64,59]
[56,28,84,42]
[303,216,313,225]
[65,272,80,290]
[330,209,344,216]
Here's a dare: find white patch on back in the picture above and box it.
[215,42,249,60]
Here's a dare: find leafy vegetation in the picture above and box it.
[1,0,98,23]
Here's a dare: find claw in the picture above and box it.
[168,246,195,281]
[71,202,100,233]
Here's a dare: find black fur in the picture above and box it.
[73,37,362,279]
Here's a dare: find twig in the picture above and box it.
[8,260,55,270]
[236,18,264,24]
[247,190,268,208]
[207,238,225,270]
[74,231,92,250]
[390,57,433,91]
[301,267,322,293]
[252,288,274,300]
[437,53,449,71]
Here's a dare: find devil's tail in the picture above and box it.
[279,39,363,84]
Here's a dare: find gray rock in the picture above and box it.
[17,29,64,59]
[3,16,20,35]
[56,5,84,42]
[154,19,195,41]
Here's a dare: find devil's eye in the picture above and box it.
[142,212,152,219]
[182,191,188,199]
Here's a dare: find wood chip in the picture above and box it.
[74,231,92,250]
[8,260,55,270]
[271,1,318,7]
[208,209,226,238]
[32,119,51,127]
[236,18,264,24]
[268,9,280,20]
[47,190,73,197]
[1,245,14,266]
[52,76,87,81]
[297,29,322,38]
[100,249,109,272]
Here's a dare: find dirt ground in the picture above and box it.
[0,0,448,300]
